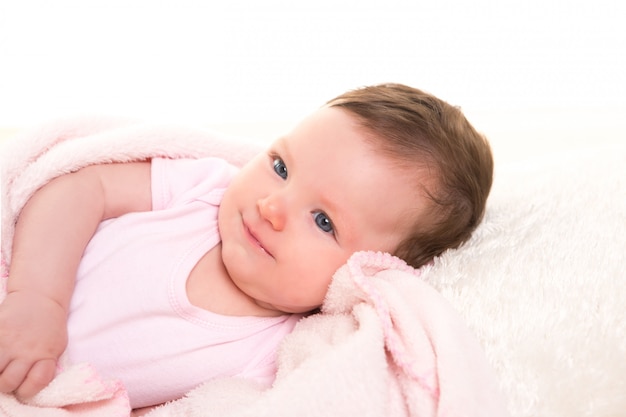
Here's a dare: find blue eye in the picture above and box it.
[313,211,334,234]
[273,158,288,179]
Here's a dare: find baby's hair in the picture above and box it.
[327,83,493,268]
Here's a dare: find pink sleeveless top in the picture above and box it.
[65,157,301,408]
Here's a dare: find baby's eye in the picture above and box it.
[273,157,288,180]
[313,211,334,234]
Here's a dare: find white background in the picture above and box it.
[1,0,624,158]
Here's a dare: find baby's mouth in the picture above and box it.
[244,223,273,258]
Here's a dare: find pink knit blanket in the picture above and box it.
[0,117,509,417]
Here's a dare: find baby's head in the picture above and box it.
[327,83,493,268]
[218,83,492,314]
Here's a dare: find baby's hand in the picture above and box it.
[0,291,68,398]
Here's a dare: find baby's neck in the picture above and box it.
[186,244,285,317]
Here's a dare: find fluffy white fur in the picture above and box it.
[421,146,626,416]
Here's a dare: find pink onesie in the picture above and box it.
[65,157,301,408]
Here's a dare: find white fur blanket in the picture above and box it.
[0,117,509,416]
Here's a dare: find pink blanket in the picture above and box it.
[0,117,509,416]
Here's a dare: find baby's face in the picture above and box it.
[218,106,427,313]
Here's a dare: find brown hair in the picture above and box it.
[327,83,493,268]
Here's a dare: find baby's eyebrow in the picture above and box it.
[268,137,290,159]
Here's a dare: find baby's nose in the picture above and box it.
[257,194,286,231]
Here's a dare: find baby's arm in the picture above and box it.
[0,162,152,398]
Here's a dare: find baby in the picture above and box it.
[0,83,493,410]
